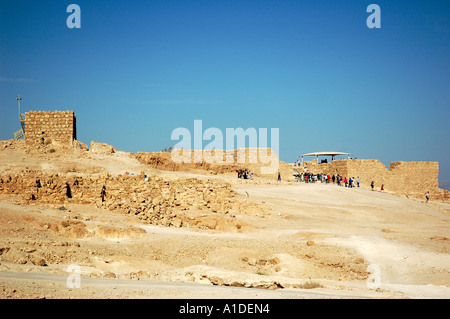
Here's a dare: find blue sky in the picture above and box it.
[1,1,449,187]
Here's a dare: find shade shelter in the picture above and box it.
[298,152,352,165]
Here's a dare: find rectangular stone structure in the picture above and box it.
[24,111,76,146]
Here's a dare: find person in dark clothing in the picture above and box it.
[101,186,107,202]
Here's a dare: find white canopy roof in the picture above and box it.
[299,152,351,157]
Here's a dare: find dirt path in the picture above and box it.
[0,270,402,299]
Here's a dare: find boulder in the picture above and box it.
[89,141,116,154]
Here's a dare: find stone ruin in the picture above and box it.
[6,109,448,202]
[0,171,261,231]
[135,148,294,181]
[24,111,76,147]
[296,158,449,200]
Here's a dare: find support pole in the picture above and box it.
[17,95,25,133]
[17,95,22,118]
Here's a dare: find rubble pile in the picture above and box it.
[0,171,255,231]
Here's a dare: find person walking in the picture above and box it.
[101,186,106,202]
[357,177,360,188]
[277,172,281,182]
[425,191,429,203]
[371,181,374,191]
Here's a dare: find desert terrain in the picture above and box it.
[0,139,449,299]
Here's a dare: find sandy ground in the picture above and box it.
[0,144,449,299]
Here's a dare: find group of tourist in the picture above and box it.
[335,175,360,188]
[237,169,253,180]
[296,172,393,194]
[296,172,361,188]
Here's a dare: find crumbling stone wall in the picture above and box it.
[136,148,294,181]
[25,111,76,146]
[0,171,259,230]
[296,159,448,200]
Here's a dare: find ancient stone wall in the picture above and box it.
[0,171,261,231]
[25,111,76,146]
[295,159,448,200]
[136,148,294,181]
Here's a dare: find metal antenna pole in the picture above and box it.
[13,95,25,139]
[17,94,22,117]
[17,95,25,133]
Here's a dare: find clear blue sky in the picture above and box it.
[1,1,449,188]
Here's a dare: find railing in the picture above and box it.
[14,128,24,139]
